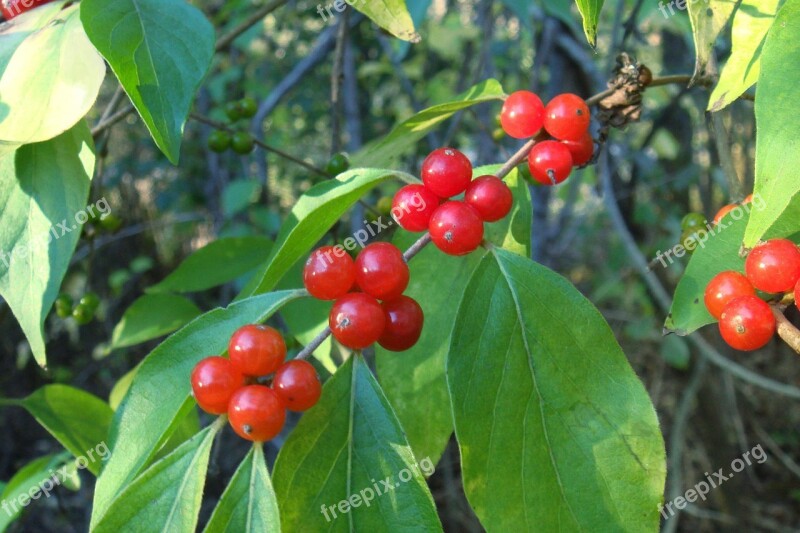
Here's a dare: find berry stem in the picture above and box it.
[295,326,333,360]
[495,139,537,180]
[403,232,433,262]
[771,305,800,355]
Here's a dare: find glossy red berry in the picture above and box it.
[190,357,245,415]
[1,0,53,20]
[421,148,473,199]
[355,242,409,301]
[272,360,322,411]
[718,296,776,351]
[543,93,591,141]
[329,293,386,349]
[561,132,594,166]
[228,385,286,442]
[464,175,513,222]
[378,296,424,352]
[500,91,546,139]
[704,271,756,320]
[527,141,573,185]
[712,203,738,226]
[392,185,440,232]
[429,201,484,256]
[745,239,800,293]
[229,324,286,377]
[303,246,356,300]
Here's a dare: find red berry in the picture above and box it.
[704,271,756,320]
[355,242,409,301]
[421,148,473,199]
[329,293,386,349]
[745,239,800,293]
[190,357,245,415]
[527,141,573,185]
[795,278,800,311]
[429,201,484,256]
[392,185,440,232]
[272,360,322,411]
[464,175,513,222]
[500,91,546,139]
[543,93,591,141]
[378,296,424,352]
[1,0,53,20]
[228,385,286,442]
[718,296,776,351]
[561,132,594,166]
[229,324,286,376]
[712,203,738,226]
[303,246,356,300]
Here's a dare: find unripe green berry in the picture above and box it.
[680,212,706,232]
[72,303,94,325]
[236,97,258,119]
[55,294,73,318]
[208,131,232,153]
[224,101,242,121]
[325,152,350,176]
[231,132,255,154]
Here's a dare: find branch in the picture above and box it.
[214,0,289,52]
[772,305,800,354]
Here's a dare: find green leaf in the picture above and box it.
[575,0,604,46]
[709,0,782,111]
[222,180,261,218]
[0,3,105,144]
[80,0,215,164]
[0,453,73,532]
[149,236,272,294]
[93,421,222,533]
[353,0,420,42]
[204,446,280,533]
[111,293,202,349]
[447,249,666,531]
[352,79,506,168]
[376,166,531,464]
[18,385,112,476]
[687,0,738,80]
[247,169,412,295]
[0,122,95,367]
[744,0,800,246]
[91,290,303,528]
[273,356,441,532]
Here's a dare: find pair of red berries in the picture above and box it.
[190,324,322,442]
[704,239,800,351]
[303,243,424,351]
[500,91,594,186]
[392,147,513,256]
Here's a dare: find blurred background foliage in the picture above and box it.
[1,0,798,531]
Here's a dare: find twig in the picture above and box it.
[295,327,332,360]
[771,305,800,354]
[214,0,288,52]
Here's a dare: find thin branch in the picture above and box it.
[214,0,289,52]
[772,305,800,354]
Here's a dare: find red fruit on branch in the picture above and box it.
[421,148,473,199]
[704,271,756,320]
[303,245,356,300]
[527,141,573,185]
[543,93,590,141]
[329,293,386,349]
[561,132,594,167]
[500,91,546,139]
[355,242,409,301]
[465,175,513,222]
[272,360,322,412]
[718,296,776,351]
[744,239,800,293]
[228,324,287,376]
[228,385,286,442]
[190,357,245,415]
[712,203,737,226]
[378,296,424,352]
[429,201,484,256]
[392,184,440,232]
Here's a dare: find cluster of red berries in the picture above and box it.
[392,148,513,256]
[500,91,594,185]
[705,239,800,351]
[191,324,321,442]
[304,243,424,351]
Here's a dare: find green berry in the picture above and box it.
[231,132,255,154]
[376,196,393,216]
[80,292,100,311]
[236,97,258,119]
[325,152,350,176]
[72,303,94,325]
[208,131,231,153]
[98,214,122,233]
[680,212,706,232]
[224,101,241,121]
[55,294,73,318]
[680,230,700,254]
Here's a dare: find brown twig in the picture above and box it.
[772,305,800,354]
